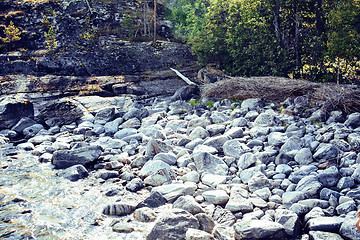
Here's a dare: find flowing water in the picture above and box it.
[0,146,150,240]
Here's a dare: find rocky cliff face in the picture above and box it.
[0,0,195,76]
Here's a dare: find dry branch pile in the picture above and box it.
[200,76,360,114]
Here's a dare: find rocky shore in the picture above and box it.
[1,85,360,240]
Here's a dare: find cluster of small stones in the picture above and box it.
[2,93,360,240]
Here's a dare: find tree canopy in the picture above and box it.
[165,0,360,83]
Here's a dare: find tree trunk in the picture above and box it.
[273,0,283,47]
[153,0,157,43]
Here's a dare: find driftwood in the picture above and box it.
[201,76,360,114]
[170,68,197,86]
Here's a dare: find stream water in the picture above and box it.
[0,146,150,240]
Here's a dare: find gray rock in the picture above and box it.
[313,144,339,163]
[234,219,286,240]
[203,136,230,152]
[187,117,212,133]
[144,168,172,187]
[210,111,230,123]
[96,170,118,180]
[346,188,360,200]
[295,175,322,197]
[202,190,229,205]
[294,148,313,165]
[231,117,248,127]
[185,228,215,240]
[254,187,271,201]
[57,164,89,181]
[337,177,355,190]
[195,213,216,234]
[173,195,204,215]
[94,107,116,124]
[351,167,360,183]
[147,208,199,240]
[119,118,141,129]
[289,165,318,183]
[347,133,360,150]
[339,213,360,240]
[225,185,253,213]
[52,145,102,169]
[304,207,325,223]
[201,173,228,188]
[309,231,344,240]
[11,117,37,133]
[181,171,200,183]
[224,127,244,139]
[254,113,281,127]
[112,222,134,233]
[145,139,173,157]
[274,209,300,237]
[306,217,344,232]
[189,126,209,140]
[193,151,228,175]
[344,112,360,129]
[267,132,288,146]
[320,188,340,201]
[336,200,356,215]
[134,207,157,222]
[126,178,144,192]
[248,172,271,192]
[114,128,137,139]
[280,136,303,157]
[223,140,250,158]
[206,124,226,136]
[137,191,167,209]
[138,160,171,178]
[152,183,195,202]
[275,164,292,176]
[282,191,305,206]
[241,98,263,111]
[318,166,341,188]
[168,101,193,115]
[298,199,330,209]
[23,124,44,138]
[212,206,236,227]
[238,152,256,170]
[153,152,177,165]
[123,106,149,121]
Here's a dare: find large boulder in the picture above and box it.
[0,97,34,130]
[234,220,286,240]
[52,145,102,169]
[146,208,199,240]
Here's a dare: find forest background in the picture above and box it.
[165,0,360,84]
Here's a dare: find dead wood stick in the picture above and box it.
[170,68,196,86]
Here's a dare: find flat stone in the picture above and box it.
[173,195,204,215]
[152,183,196,203]
[185,228,215,240]
[309,231,344,240]
[306,217,344,232]
[202,190,229,205]
[193,151,228,175]
[234,219,286,240]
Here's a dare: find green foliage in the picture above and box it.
[1,21,21,44]
[78,26,98,41]
[206,100,214,109]
[45,26,58,50]
[188,98,201,106]
[40,16,51,32]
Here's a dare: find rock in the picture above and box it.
[112,222,134,233]
[153,152,177,165]
[223,140,250,158]
[254,187,271,201]
[52,145,102,169]
[103,202,137,216]
[267,132,288,146]
[94,107,116,124]
[23,124,45,138]
[344,112,360,129]
[306,217,345,232]
[206,124,226,136]
[304,207,325,223]
[337,177,355,190]
[298,199,330,209]
[181,171,200,183]
[212,206,237,227]
[294,148,313,165]
[320,188,340,201]
[105,187,123,197]
[120,118,141,129]
[0,97,34,130]
[138,160,171,178]
[313,144,339,163]
[339,213,360,240]
[234,219,286,240]
[224,127,244,139]
[137,191,168,209]
[238,152,256,170]
[36,99,84,127]
[318,166,341,188]
[134,207,157,222]
[282,191,305,206]
[295,175,322,198]
[171,85,200,101]
[248,172,271,192]
[289,165,318,183]
[173,195,204,215]
[225,185,253,213]
[280,136,303,156]
[336,200,357,215]
[201,173,228,188]
[241,98,263,111]
[11,117,37,133]
[185,228,215,240]
[202,190,229,205]
[309,231,344,240]
[145,139,173,157]
[347,133,360,150]
[193,151,228,175]
[253,113,281,127]
[114,128,137,139]
[57,164,89,181]
[39,152,53,163]
[210,111,230,123]
[146,208,199,240]
[195,213,216,233]
[152,183,195,202]
[274,209,300,237]
[144,168,172,187]
[213,226,235,240]
[203,136,230,152]
[126,178,144,192]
